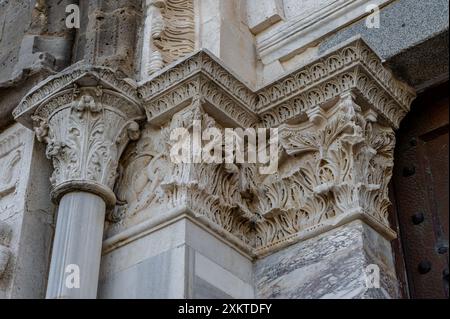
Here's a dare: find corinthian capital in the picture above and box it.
[14,66,144,206]
[278,92,397,241]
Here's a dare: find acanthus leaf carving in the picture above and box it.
[15,68,144,207]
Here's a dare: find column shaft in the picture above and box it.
[46,192,105,299]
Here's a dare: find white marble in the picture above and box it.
[246,0,284,34]
[99,218,254,299]
[46,192,105,299]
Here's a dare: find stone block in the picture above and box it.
[255,220,399,299]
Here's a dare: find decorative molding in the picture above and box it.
[155,0,195,64]
[112,94,403,257]
[255,93,396,253]
[0,0,8,43]
[120,38,414,256]
[13,65,140,128]
[14,67,144,206]
[0,129,24,198]
[111,103,255,247]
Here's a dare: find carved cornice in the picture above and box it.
[141,0,195,79]
[254,93,398,255]
[139,38,415,130]
[143,75,259,128]
[14,67,145,206]
[111,94,403,258]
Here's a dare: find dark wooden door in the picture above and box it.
[392,82,449,299]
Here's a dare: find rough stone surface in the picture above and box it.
[0,0,76,85]
[74,0,141,77]
[319,0,449,60]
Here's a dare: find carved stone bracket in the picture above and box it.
[260,92,397,252]
[14,66,144,206]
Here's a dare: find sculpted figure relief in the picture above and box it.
[112,125,168,222]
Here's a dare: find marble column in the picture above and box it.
[13,68,143,299]
[46,192,105,299]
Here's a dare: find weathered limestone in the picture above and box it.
[10,29,416,298]
[195,0,257,87]
[127,38,413,254]
[74,0,141,77]
[140,0,196,80]
[95,37,415,298]
[0,222,11,280]
[0,0,77,85]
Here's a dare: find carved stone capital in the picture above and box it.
[94,39,418,257]
[14,67,144,206]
